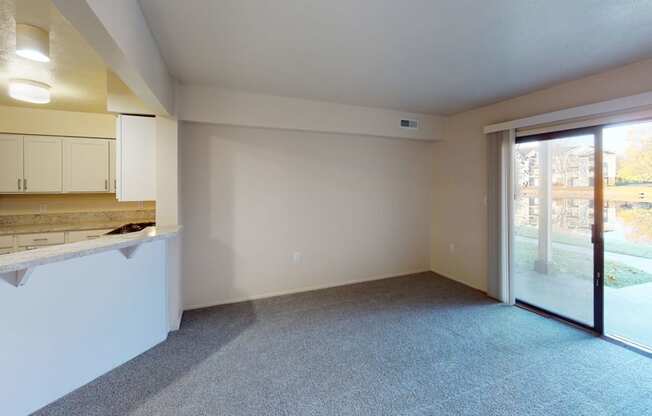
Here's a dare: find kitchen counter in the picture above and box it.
[0,221,129,236]
[0,225,181,276]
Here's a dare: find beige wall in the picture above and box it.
[154,116,183,330]
[0,194,154,215]
[107,72,154,115]
[177,86,445,141]
[155,116,179,226]
[0,105,115,138]
[180,122,433,308]
[431,58,652,291]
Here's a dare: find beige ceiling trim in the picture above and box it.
[484,90,652,134]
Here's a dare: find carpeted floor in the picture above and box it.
[36,272,651,415]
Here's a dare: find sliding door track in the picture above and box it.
[515,299,597,334]
[516,300,652,358]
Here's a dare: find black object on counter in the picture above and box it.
[105,222,156,235]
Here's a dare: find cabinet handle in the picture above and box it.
[17,178,21,190]
[86,235,100,239]
[105,179,108,190]
[24,178,27,191]
[33,238,48,242]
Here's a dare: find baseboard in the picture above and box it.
[184,268,430,311]
[430,268,487,294]
[169,309,183,332]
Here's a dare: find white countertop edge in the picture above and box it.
[0,226,182,274]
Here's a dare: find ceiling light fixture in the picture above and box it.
[16,23,50,62]
[9,79,51,104]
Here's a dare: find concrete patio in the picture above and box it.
[516,266,652,348]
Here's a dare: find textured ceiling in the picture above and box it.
[140,0,652,115]
[0,0,107,113]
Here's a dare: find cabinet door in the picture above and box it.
[67,229,112,243]
[16,232,65,247]
[0,134,24,193]
[118,115,156,201]
[109,140,116,193]
[63,138,109,192]
[23,136,62,193]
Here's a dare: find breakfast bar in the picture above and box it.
[0,225,180,286]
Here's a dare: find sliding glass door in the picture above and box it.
[603,121,652,349]
[513,120,652,350]
[513,129,600,329]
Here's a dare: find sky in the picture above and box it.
[604,120,652,155]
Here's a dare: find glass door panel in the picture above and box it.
[603,121,652,349]
[513,133,596,327]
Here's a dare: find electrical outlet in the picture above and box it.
[292,251,302,264]
[449,243,455,254]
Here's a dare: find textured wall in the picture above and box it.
[180,122,433,308]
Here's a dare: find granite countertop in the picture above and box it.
[0,225,181,275]
[0,221,130,236]
[0,210,156,236]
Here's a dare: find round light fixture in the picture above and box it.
[16,23,50,62]
[9,79,51,104]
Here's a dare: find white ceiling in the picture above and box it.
[0,0,108,112]
[139,0,652,115]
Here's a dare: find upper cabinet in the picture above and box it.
[0,133,115,194]
[23,136,63,193]
[0,116,156,199]
[0,134,23,193]
[116,115,156,201]
[63,138,110,192]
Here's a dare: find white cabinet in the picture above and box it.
[0,229,113,254]
[16,232,66,247]
[23,136,63,193]
[66,229,112,243]
[116,115,156,201]
[0,134,23,193]
[63,138,110,192]
[0,135,117,194]
[109,140,117,193]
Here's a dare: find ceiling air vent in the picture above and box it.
[400,119,419,129]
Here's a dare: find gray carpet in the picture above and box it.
[36,272,651,416]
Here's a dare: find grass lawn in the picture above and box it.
[514,237,652,289]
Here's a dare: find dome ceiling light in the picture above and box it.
[16,23,50,63]
[9,79,51,104]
